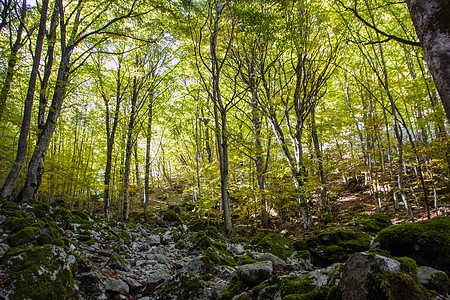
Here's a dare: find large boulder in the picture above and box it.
[236,261,273,284]
[0,245,77,300]
[376,216,450,273]
[339,252,426,300]
[256,233,294,260]
[418,266,450,295]
[155,209,182,227]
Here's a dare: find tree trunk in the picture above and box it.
[0,0,26,123]
[1,0,48,200]
[144,93,153,212]
[406,0,450,124]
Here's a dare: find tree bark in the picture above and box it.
[1,0,48,200]
[406,0,450,124]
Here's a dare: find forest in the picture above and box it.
[0,0,449,299]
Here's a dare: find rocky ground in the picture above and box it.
[0,195,449,299]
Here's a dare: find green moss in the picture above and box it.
[220,276,246,300]
[33,203,50,218]
[377,216,450,273]
[159,209,181,222]
[293,240,310,251]
[37,233,53,245]
[279,276,314,298]
[257,233,294,260]
[239,254,257,265]
[282,286,330,300]
[1,245,77,300]
[176,239,186,249]
[155,270,204,299]
[167,204,182,214]
[296,250,311,260]
[357,213,392,234]
[71,210,90,221]
[365,271,427,300]
[191,231,212,249]
[4,217,35,233]
[10,226,37,246]
[326,286,342,300]
[428,272,450,294]
[201,246,237,272]
[78,234,92,242]
[394,257,418,279]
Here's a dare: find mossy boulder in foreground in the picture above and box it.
[0,245,77,300]
[377,216,450,273]
[257,233,294,260]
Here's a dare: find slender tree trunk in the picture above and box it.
[1,0,48,200]
[0,0,26,123]
[311,106,327,212]
[144,93,153,212]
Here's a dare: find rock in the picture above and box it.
[286,251,314,271]
[0,243,10,258]
[309,263,343,287]
[256,252,287,271]
[237,261,273,284]
[418,266,450,295]
[257,233,294,260]
[76,271,106,298]
[339,252,427,300]
[153,270,209,300]
[147,234,161,246]
[211,265,236,277]
[356,213,393,234]
[106,253,130,272]
[376,216,450,274]
[105,279,129,295]
[0,245,77,300]
[124,276,143,291]
[155,209,182,227]
[208,278,228,299]
[227,244,245,255]
[147,253,171,266]
[143,270,171,295]
[185,257,207,276]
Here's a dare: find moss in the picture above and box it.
[365,271,427,300]
[257,233,294,260]
[1,245,77,300]
[167,204,182,214]
[239,254,258,265]
[357,213,393,234]
[297,250,311,260]
[52,238,65,247]
[155,270,204,299]
[394,257,418,279]
[78,223,93,232]
[71,210,90,221]
[293,240,310,251]
[33,202,50,218]
[4,217,35,233]
[201,246,237,271]
[10,226,37,246]
[176,239,186,249]
[220,276,246,300]
[191,231,212,249]
[326,286,342,300]
[279,276,314,298]
[282,286,330,300]
[37,233,53,245]
[428,272,450,294]
[78,234,92,242]
[377,216,450,273]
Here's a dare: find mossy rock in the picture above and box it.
[167,204,182,214]
[201,246,237,272]
[238,254,258,266]
[279,275,315,298]
[156,209,182,227]
[356,213,393,234]
[32,202,50,218]
[4,217,35,233]
[257,233,294,260]
[10,226,37,247]
[365,271,428,300]
[282,286,330,300]
[377,216,450,273]
[37,233,53,245]
[0,245,77,300]
[154,270,206,300]
[427,272,450,294]
[310,230,371,267]
[395,257,418,279]
[251,275,282,300]
[220,275,247,300]
[0,201,24,218]
[191,231,212,250]
[293,240,310,251]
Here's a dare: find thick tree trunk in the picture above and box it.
[1,0,48,200]
[406,0,450,124]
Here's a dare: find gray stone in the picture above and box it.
[309,263,343,287]
[106,253,130,272]
[153,270,209,300]
[227,244,245,255]
[211,265,236,277]
[256,253,286,271]
[143,270,171,295]
[148,234,161,246]
[0,243,10,258]
[287,251,314,271]
[76,271,106,298]
[105,279,129,295]
[147,253,170,266]
[185,257,207,276]
[237,261,273,284]
[339,252,401,300]
[418,266,449,288]
[124,277,143,290]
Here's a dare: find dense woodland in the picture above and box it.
[0,0,449,232]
